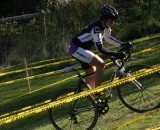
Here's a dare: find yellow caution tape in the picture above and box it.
[0,100,51,118]
[0,57,69,71]
[112,108,160,130]
[0,59,76,77]
[1,42,159,79]
[146,125,160,130]
[132,44,160,56]
[0,44,160,87]
[0,69,64,86]
[0,64,160,125]
[1,71,110,104]
[0,33,160,72]
[26,59,75,70]
[0,45,160,86]
[27,57,72,66]
[0,64,22,71]
[0,42,158,111]
[131,33,160,43]
[0,34,159,120]
[0,41,159,78]
[0,75,110,106]
[0,74,77,104]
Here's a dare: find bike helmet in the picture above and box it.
[101,5,118,21]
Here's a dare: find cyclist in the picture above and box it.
[68,5,130,90]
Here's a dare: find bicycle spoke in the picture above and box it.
[143,89,158,106]
[141,92,149,109]
[78,116,95,123]
[133,91,141,104]
[69,119,73,130]
[78,112,93,119]
[127,89,140,100]
[57,117,70,128]
[128,91,142,108]
[144,89,157,100]
[76,107,95,113]
[138,93,143,109]
[77,122,84,130]
[54,111,68,119]
[135,92,142,109]
[118,65,160,112]
[77,114,90,129]
[143,78,157,88]
[69,101,75,108]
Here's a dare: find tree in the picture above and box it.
[0,0,41,17]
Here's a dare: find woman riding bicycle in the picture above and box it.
[68,5,130,89]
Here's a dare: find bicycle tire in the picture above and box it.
[117,64,160,113]
[48,87,99,130]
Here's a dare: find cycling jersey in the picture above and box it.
[68,20,123,70]
[71,20,123,55]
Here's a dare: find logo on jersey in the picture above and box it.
[76,52,91,60]
[94,27,101,33]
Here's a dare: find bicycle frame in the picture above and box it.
[73,68,94,90]
[64,43,145,94]
[112,60,144,91]
[64,57,144,96]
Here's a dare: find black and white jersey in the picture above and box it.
[72,20,123,55]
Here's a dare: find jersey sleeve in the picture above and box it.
[104,28,123,47]
[91,27,114,56]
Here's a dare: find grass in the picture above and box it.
[0,38,160,130]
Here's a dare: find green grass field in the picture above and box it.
[0,38,160,130]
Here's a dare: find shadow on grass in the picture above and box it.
[0,111,54,130]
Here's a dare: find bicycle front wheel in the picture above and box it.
[117,64,160,113]
[48,87,98,130]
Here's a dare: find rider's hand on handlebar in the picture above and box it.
[112,52,126,59]
[115,52,126,59]
[121,41,132,48]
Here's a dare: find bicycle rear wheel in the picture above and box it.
[48,87,98,130]
[117,64,160,113]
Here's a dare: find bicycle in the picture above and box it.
[48,45,160,130]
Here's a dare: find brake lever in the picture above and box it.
[111,43,134,70]
[110,56,125,70]
[125,44,135,61]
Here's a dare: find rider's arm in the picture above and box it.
[104,28,123,47]
[91,27,115,56]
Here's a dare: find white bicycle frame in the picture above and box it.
[113,60,143,90]
[63,59,144,92]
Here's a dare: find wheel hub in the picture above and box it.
[69,110,78,124]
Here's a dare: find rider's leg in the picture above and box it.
[89,55,105,87]
[85,66,96,89]
[68,43,102,87]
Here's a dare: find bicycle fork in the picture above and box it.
[121,69,144,91]
[114,62,144,91]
